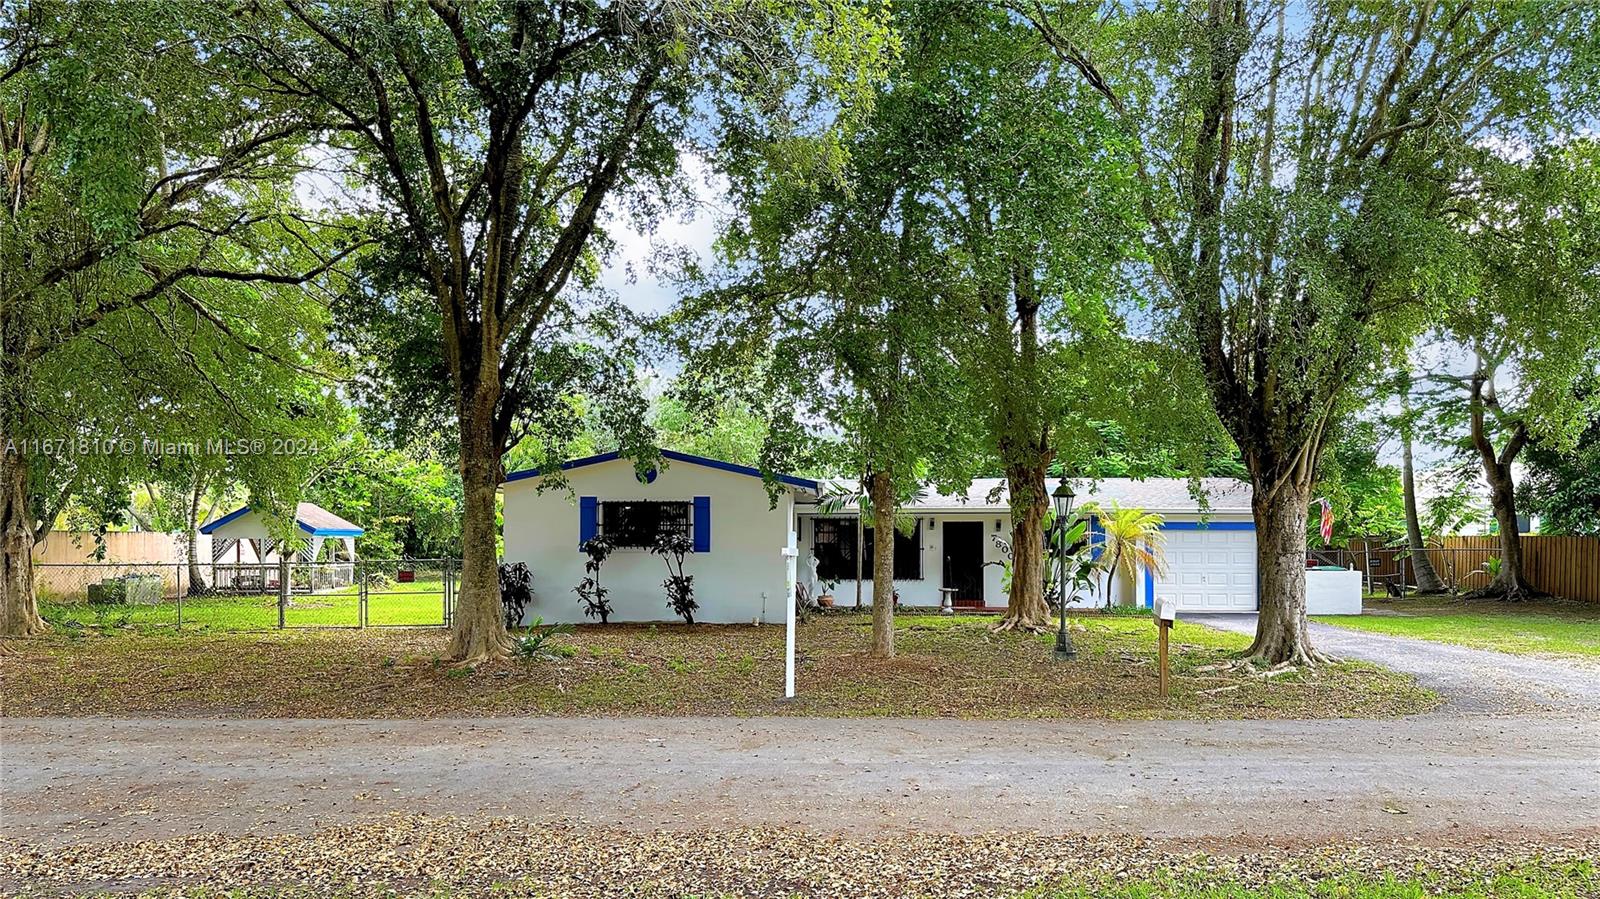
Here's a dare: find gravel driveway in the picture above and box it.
[1187,613,1600,714]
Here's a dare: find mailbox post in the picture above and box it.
[1153,597,1177,698]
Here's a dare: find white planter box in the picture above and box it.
[1306,568,1363,615]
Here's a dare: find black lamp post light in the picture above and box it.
[1052,477,1077,661]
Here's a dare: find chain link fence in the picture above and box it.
[37,559,456,632]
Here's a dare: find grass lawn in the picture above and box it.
[0,613,1435,719]
[1314,596,1600,661]
[39,577,449,631]
[0,815,1592,898]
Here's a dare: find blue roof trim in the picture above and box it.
[504,449,820,491]
[198,506,251,534]
[201,506,365,538]
[298,521,365,538]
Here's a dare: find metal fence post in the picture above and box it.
[176,563,184,630]
[359,561,368,628]
[444,561,454,627]
[277,558,289,629]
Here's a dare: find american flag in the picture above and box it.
[1318,497,1334,545]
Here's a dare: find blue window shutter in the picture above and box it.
[579,496,598,548]
[692,496,711,553]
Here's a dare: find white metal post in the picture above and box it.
[782,545,798,699]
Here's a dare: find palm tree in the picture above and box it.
[1090,503,1168,611]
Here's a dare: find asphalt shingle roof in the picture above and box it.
[899,477,1253,515]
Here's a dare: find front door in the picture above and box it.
[942,521,985,606]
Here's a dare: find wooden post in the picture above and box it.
[1158,618,1170,698]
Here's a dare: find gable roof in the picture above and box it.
[503,449,820,492]
[807,477,1252,516]
[200,502,365,537]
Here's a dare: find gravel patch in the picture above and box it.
[3,815,1597,898]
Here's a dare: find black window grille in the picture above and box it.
[600,500,691,548]
[811,517,922,581]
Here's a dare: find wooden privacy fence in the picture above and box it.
[1326,535,1600,602]
[1435,535,1600,603]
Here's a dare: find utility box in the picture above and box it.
[1306,568,1363,615]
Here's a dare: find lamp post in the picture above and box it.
[1052,477,1077,661]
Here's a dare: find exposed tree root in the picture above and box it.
[447,631,515,666]
[1463,583,1544,603]
[990,615,1049,634]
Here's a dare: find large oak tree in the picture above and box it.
[1025,0,1600,664]
[233,0,891,661]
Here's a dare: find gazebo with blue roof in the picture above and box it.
[200,502,364,592]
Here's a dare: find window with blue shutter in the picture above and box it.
[578,496,598,548]
[692,496,711,553]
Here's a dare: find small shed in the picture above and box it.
[200,502,364,592]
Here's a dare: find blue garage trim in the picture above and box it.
[505,449,819,491]
[1148,519,1257,609]
[198,506,252,534]
[1158,520,1256,531]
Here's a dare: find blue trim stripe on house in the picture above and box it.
[1088,515,1102,561]
[200,506,366,538]
[504,449,820,491]
[1144,519,1258,608]
[692,496,711,553]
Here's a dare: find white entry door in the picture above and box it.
[1151,527,1257,612]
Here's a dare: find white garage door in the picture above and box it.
[1152,527,1256,612]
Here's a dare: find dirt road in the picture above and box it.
[3,712,1596,847]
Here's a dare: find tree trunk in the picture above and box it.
[996,459,1051,632]
[1468,371,1534,601]
[867,469,895,659]
[0,447,44,636]
[1482,459,1534,600]
[1244,483,1330,666]
[1104,546,1123,611]
[446,382,510,663]
[184,476,209,595]
[1400,426,1445,594]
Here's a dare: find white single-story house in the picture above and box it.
[501,450,1261,624]
[797,478,1256,613]
[199,502,365,591]
[502,450,818,624]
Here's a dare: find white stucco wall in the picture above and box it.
[502,458,798,624]
[796,511,1257,610]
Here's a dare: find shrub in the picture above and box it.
[510,616,575,667]
[498,562,535,628]
[574,534,616,624]
[652,532,698,625]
